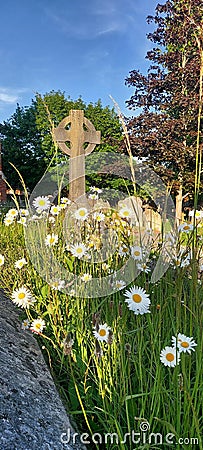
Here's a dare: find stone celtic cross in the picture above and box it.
[53,110,101,201]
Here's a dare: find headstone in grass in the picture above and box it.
[53,110,101,202]
[0,290,86,450]
[143,207,162,232]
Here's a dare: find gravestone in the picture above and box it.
[0,290,86,450]
[143,207,162,232]
[53,110,101,202]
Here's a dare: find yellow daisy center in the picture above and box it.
[79,210,86,216]
[183,225,190,230]
[123,211,129,216]
[132,293,142,303]
[134,251,141,256]
[166,353,174,362]
[35,323,41,330]
[39,199,45,206]
[99,329,106,336]
[122,247,128,253]
[18,292,26,300]
[181,341,189,348]
[76,248,83,253]
[50,237,55,244]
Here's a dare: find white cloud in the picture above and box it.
[44,1,135,40]
[0,90,18,104]
[0,87,29,105]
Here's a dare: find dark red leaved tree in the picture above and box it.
[125,0,203,221]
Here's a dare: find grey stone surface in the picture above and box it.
[0,290,86,450]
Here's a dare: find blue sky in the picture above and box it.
[0,0,158,123]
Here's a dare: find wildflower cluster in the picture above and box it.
[160,333,197,368]
[3,208,29,226]
[0,185,201,445]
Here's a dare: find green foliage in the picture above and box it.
[0,104,47,191]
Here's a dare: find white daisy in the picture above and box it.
[93,211,105,222]
[114,279,126,290]
[45,233,58,247]
[61,197,71,204]
[74,207,88,221]
[160,346,180,367]
[90,186,102,194]
[178,223,194,233]
[7,208,18,218]
[131,245,143,261]
[30,318,46,333]
[21,319,30,330]
[118,244,129,257]
[93,324,111,342]
[0,254,4,266]
[124,286,151,315]
[14,258,28,269]
[172,333,197,354]
[89,193,99,200]
[118,207,133,219]
[81,273,92,282]
[20,209,29,216]
[4,216,14,226]
[137,262,150,273]
[50,205,61,216]
[33,195,51,212]
[70,243,88,259]
[11,286,36,309]
[189,209,203,220]
[17,217,27,226]
[175,249,191,268]
[50,279,65,290]
[59,203,68,210]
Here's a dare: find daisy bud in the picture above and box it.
[107,330,114,345]
[125,343,131,355]
[63,333,74,355]
[119,302,123,317]
[94,340,103,359]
